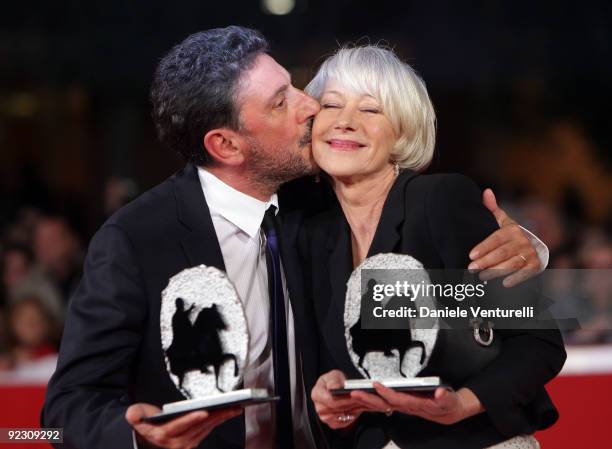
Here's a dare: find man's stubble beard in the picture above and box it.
[244,124,315,193]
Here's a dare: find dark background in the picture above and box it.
[1,0,610,242]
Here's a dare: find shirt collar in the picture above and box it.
[197,167,279,238]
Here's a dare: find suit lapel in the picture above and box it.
[324,207,360,374]
[327,211,352,318]
[368,169,419,256]
[276,209,309,346]
[173,165,226,272]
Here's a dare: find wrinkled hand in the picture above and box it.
[311,370,371,430]
[351,384,483,426]
[469,188,541,287]
[126,402,242,449]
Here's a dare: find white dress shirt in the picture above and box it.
[197,168,315,449]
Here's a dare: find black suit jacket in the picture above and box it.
[299,171,566,449]
[42,165,322,449]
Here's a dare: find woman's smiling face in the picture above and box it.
[312,79,398,180]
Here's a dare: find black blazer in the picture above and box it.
[299,171,566,449]
[42,165,322,449]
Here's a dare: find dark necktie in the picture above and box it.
[261,205,294,449]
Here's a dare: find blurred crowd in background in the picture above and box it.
[1,1,611,375]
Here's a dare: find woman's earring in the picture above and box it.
[394,162,400,177]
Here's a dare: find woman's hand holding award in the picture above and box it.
[333,253,444,395]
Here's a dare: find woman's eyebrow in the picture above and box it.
[321,90,377,101]
[321,90,342,97]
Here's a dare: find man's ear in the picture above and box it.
[203,128,247,166]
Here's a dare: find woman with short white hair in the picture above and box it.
[300,45,565,449]
[306,45,435,174]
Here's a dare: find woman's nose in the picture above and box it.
[334,117,356,132]
[334,107,358,131]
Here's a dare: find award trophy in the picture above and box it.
[144,265,278,423]
[333,253,444,395]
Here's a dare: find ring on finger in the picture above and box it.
[384,408,393,417]
[518,254,527,263]
[336,414,355,423]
